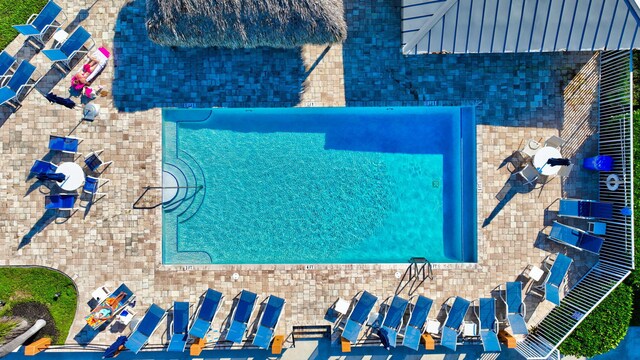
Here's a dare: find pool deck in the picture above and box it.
[0,0,601,354]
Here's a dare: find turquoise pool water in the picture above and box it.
[162,107,476,264]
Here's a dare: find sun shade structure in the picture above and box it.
[402,0,640,54]
[146,0,348,48]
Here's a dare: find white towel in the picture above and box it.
[86,50,109,83]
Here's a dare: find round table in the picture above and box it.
[532,146,562,176]
[55,162,85,191]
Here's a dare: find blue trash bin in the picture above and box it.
[583,155,614,171]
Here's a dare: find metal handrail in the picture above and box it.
[132,185,203,210]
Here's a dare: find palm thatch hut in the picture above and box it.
[146,0,347,48]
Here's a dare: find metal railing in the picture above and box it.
[516,50,635,359]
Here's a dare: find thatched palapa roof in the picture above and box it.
[146,0,347,48]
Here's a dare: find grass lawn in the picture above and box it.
[0,0,48,50]
[0,267,77,344]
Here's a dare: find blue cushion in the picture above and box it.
[31,1,62,32]
[225,321,247,343]
[401,325,421,350]
[0,86,16,105]
[441,326,458,351]
[507,313,528,335]
[42,49,68,62]
[188,318,210,339]
[480,329,501,352]
[126,331,147,354]
[12,25,40,36]
[253,325,274,349]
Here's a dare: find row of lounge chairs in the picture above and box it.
[123,289,286,354]
[547,199,613,255]
[337,254,574,352]
[1,0,95,110]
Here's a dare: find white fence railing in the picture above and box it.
[516,50,635,359]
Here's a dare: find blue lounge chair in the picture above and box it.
[226,290,259,343]
[340,291,378,344]
[440,297,471,351]
[127,304,166,354]
[476,298,501,352]
[188,289,223,339]
[44,194,76,210]
[377,295,409,349]
[43,26,94,71]
[539,254,573,306]
[500,282,528,335]
[12,1,66,45]
[0,51,16,84]
[559,199,613,219]
[167,301,189,352]
[48,135,82,154]
[401,295,433,350]
[0,60,39,109]
[252,295,286,349]
[30,159,57,177]
[549,221,604,255]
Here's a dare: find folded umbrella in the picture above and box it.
[36,172,66,182]
[45,92,76,109]
[547,158,571,167]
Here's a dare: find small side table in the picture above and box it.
[116,307,135,327]
[588,222,606,235]
[91,286,110,303]
[426,319,440,334]
[463,322,477,337]
[53,29,69,44]
[527,265,545,282]
[334,298,350,315]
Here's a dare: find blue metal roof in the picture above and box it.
[401,0,640,54]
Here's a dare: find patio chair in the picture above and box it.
[522,138,541,157]
[252,295,286,349]
[506,150,529,173]
[225,290,259,344]
[0,60,40,109]
[440,296,471,351]
[0,51,17,85]
[12,1,66,46]
[48,135,82,154]
[340,290,378,344]
[559,199,613,220]
[536,253,573,306]
[30,160,58,177]
[500,282,528,335]
[475,298,501,352]
[42,26,94,72]
[44,194,76,210]
[188,288,223,339]
[167,301,190,352]
[81,176,108,204]
[376,295,409,349]
[85,283,135,330]
[400,295,433,350]
[557,163,574,178]
[549,221,604,255]
[127,304,167,354]
[545,135,567,149]
[515,163,539,186]
[84,149,112,173]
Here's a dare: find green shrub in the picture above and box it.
[559,283,633,357]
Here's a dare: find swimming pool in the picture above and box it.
[162,107,476,264]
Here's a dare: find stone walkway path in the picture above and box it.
[0,0,600,353]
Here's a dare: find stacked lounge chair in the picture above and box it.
[43,26,94,71]
[12,0,66,45]
[440,296,471,351]
[226,290,259,344]
[188,289,223,339]
[537,253,573,306]
[400,295,433,350]
[559,199,613,219]
[252,295,286,349]
[501,281,528,335]
[167,301,189,352]
[0,60,40,109]
[340,291,378,344]
[376,295,409,349]
[127,304,167,354]
[477,298,501,352]
[549,221,604,255]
